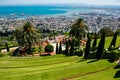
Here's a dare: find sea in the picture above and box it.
[0,5,92,19]
[0,5,119,19]
[0,6,68,16]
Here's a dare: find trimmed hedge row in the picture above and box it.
[88,51,120,62]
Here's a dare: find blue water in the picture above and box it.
[0,6,68,16]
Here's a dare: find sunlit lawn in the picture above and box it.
[0,36,120,80]
[0,55,118,80]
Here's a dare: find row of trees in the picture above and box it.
[60,17,120,61]
[84,31,119,60]
[56,41,62,54]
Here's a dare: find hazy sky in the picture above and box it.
[0,0,120,6]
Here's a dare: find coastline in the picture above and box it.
[0,5,119,20]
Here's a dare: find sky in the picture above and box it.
[0,0,120,6]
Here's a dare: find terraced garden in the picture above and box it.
[0,55,119,80]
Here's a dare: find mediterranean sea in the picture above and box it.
[0,5,119,19]
[0,6,68,16]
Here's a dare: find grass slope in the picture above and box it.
[75,68,120,80]
[0,55,118,80]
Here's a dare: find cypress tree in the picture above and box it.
[70,39,74,56]
[84,36,91,59]
[56,42,59,54]
[87,32,90,38]
[59,41,62,54]
[95,32,105,59]
[5,43,9,52]
[109,32,118,48]
[65,41,69,56]
[92,33,97,47]
[39,45,42,55]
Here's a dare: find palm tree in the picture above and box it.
[69,18,88,40]
[17,22,39,53]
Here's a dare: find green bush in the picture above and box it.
[45,44,54,53]
[108,46,114,51]
[102,52,120,62]
[74,50,83,57]
[91,46,98,51]
[88,52,96,59]
[87,51,120,61]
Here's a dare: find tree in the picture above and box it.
[95,32,105,59]
[109,32,118,48]
[116,29,120,35]
[56,42,59,54]
[16,22,39,54]
[69,18,88,40]
[45,44,54,54]
[59,41,62,54]
[99,27,114,36]
[84,36,91,59]
[77,38,80,47]
[92,33,97,47]
[70,39,74,56]
[65,41,69,56]
[5,43,9,52]
[39,41,42,55]
[87,32,90,38]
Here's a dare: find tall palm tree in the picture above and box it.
[69,18,88,40]
[17,22,39,53]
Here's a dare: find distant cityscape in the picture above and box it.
[0,6,120,34]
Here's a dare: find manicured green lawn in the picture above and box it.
[0,55,118,80]
[75,68,120,80]
[104,36,120,48]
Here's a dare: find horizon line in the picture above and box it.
[0,3,120,6]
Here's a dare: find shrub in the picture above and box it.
[109,53,119,62]
[91,46,98,51]
[74,50,83,57]
[108,46,114,51]
[73,38,80,47]
[45,44,54,53]
[88,52,96,59]
[102,51,120,62]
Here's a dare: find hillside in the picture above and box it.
[0,55,119,80]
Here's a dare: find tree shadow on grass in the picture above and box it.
[114,70,120,78]
[87,59,98,63]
